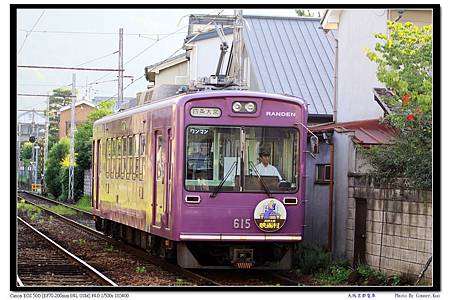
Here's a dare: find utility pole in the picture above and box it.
[31,109,36,189]
[117,28,124,111]
[68,74,76,202]
[43,94,50,194]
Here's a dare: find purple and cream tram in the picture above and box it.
[92,90,307,269]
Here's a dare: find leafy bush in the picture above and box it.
[356,264,386,283]
[365,21,432,190]
[293,242,331,275]
[318,264,353,285]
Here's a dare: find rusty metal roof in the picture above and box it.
[310,119,397,145]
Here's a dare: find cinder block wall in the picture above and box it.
[346,175,432,284]
[84,169,92,196]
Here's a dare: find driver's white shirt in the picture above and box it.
[254,163,282,181]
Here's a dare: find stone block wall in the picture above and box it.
[346,175,433,284]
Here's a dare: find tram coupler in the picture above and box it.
[231,248,254,269]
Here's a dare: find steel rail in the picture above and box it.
[18,216,117,286]
[18,198,220,286]
[17,276,24,287]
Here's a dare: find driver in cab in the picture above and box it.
[254,149,282,181]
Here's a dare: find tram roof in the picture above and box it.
[94,90,306,126]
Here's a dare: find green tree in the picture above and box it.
[365,21,432,189]
[20,142,33,166]
[295,9,321,17]
[75,100,114,170]
[73,100,114,200]
[45,137,70,199]
[48,87,73,149]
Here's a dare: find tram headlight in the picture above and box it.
[232,102,242,112]
[244,102,256,113]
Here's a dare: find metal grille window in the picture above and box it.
[315,164,331,183]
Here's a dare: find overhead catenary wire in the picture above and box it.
[76,51,119,67]
[88,24,190,86]
[100,47,185,104]
[99,10,226,105]
[88,8,224,87]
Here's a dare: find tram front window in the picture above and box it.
[185,126,299,193]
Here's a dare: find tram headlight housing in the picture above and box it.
[244,102,256,113]
[232,102,242,112]
[232,101,257,113]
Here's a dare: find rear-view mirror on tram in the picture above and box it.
[310,135,319,155]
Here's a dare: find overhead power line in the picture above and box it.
[18,65,123,72]
[18,10,46,55]
[18,29,188,37]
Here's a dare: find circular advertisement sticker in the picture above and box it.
[253,198,287,232]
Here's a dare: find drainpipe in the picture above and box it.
[327,137,335,253]
[333,37,338,122]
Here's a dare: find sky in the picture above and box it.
[16,8,311,111]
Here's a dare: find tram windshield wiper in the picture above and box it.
[210,160,237,198]
[249,161,273,198]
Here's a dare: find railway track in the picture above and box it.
[17,191,302,286]
[18,191,95,229]
[17,217,116,287]
[17,194,219,286]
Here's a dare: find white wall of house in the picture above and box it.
[187,34,233,84]
[155,62,188,85]
[334,9,432,123]
[335,9,387,122]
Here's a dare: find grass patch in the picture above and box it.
[72,196,93,213]
[73,239,87,246]
[135,266,146,273]
[17,200,42,221]
[40,204,77,216]
[104,243,117,252]
[175,278,186,286]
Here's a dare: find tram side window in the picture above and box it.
[139,133,146,180]
[117,137,122,178]
[127,136,133,179]
[112,138,116,178]
[106,139,110,178]
[134,134,139,179]
[122,137,127,179]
